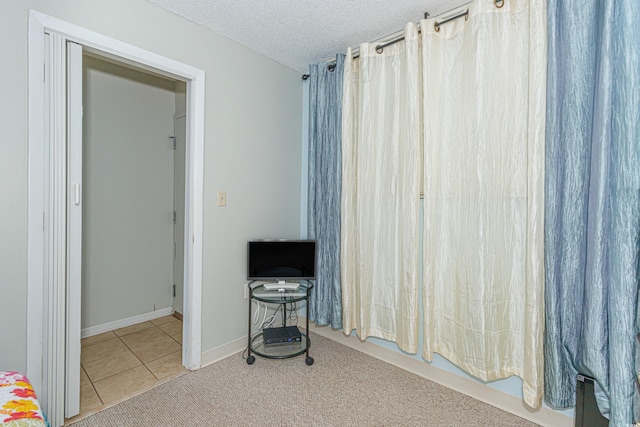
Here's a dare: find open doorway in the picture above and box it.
[74,54,188,419]
[27,11,204,427]
[80,55,185,335]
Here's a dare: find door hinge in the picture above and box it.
[169,135,176,150]
[172,211,177,224]
[172,284,176,298]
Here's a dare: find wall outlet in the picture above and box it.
[244,284,249,300]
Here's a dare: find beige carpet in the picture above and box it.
[69,333,539,426]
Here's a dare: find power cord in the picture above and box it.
[252,300,267,328]
[286,302,298,325]
[252,300,285,329]
[243,292,303,360]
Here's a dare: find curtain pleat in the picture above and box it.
[307,54,345,329]
[341,23,421,353]
[421,0,546,408]
[544,0,640,423]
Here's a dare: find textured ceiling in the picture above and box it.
[148,0,471,72]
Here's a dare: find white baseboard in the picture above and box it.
[201,336,247,368]
[81,307,174,338]
[304,318,573,427]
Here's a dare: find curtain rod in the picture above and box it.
[302,0,502,80]
[301,11,429,81]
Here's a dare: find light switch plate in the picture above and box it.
[217,191,226,207]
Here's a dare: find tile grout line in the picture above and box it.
[117,329,147,368]
[82,364,104,406]
[96,325,181,383]
[79,317,183,420]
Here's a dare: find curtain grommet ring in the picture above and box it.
[327,63,336,72]
[434,9,468,32]
[375,45,384,54]
[495,0,505,8]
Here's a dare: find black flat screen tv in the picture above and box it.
[247,240,316,282]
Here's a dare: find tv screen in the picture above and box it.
[247,240,316,281]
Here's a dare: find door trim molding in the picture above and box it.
[27,9,204,418]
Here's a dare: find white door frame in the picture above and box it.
[27,9,204,422]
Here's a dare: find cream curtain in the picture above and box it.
[421,0,546,408]
[341,23,421,353]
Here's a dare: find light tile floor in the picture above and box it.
[65,315,186,425]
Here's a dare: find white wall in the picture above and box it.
[82,55,176,329]
[0,0,302,371]
[0,0,28,371]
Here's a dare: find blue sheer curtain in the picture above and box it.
[544,0,640,424]
[307,54,345,329]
